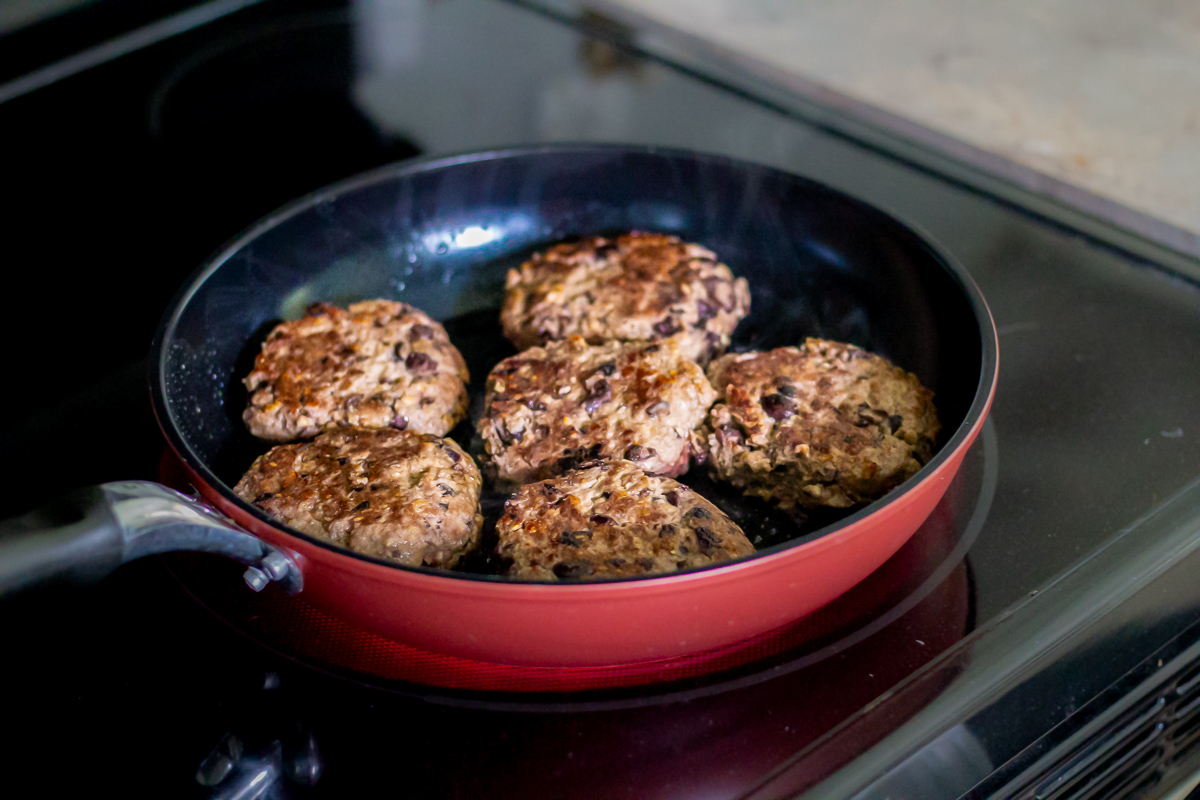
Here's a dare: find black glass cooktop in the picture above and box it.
[2,1,1199,797]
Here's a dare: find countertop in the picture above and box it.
[604,0,1200,257]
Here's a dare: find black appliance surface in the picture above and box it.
[2,1,1199,797]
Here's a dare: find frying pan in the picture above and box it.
[0,145,997,668]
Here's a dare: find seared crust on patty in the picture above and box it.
[234,428,483,568]
[243,300,469,441]
[700,338,940,509]
[478,336,716,486]
[496,460,754,580]
[500,232,750,364]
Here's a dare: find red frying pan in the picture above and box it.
[0,145,997,669]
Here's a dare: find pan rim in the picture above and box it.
[149,141,999,588]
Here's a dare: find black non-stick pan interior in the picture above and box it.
[155,145,986,570]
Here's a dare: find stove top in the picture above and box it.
[2,1,1200,797]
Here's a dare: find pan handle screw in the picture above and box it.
[261,551,291,581]
[243,567,270,592]
[196,733,243,786]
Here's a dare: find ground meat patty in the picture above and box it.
[478,335,716,486]
[699,338,940,509]
[233,427,483,568]
[496,460,754,580]
[500,232,751,364]
[243,299,469,441]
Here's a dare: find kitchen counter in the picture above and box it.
[603,0,1200,257]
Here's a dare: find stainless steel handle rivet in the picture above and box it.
[196,733,243,787]
[93,482,302,595]
[261,551,291,581]
[243,567,270,592]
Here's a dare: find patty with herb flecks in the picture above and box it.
[243,299,469,441]
[496,460,754,580]
[478,335,715,486]
[500,232,750,364]
[698,339,940,509]
[234,427,483,568]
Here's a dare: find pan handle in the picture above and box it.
[0,481,302,598]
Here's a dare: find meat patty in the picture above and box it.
[699,338,940,509]
[478,335,716,486]
[233,427,483,568]
[500,232,751,364]
[243,299,469,441]
[496,460,754,580]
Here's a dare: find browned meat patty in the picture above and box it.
[233,427,483,568]
[243,299,469,441]
[478,335,716,486]
[496,460,754,580]
[699,338,940,509]
[500,232,751,364]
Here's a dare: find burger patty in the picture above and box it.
[478,335,716,486]
[243,299,469,441]
[699,338,940,509]
[500,232,751,364]
[233,427,483,568]
[496,460,755,580]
